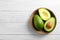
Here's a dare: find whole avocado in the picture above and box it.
[34,14,44,30]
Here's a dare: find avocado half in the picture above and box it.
[34,14,44,30]
[38,8,51,20]
[44,17,56,32]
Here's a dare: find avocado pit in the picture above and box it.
[46,21,53,29]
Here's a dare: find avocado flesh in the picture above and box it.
[44,17,55,32]
[38,8,51,20]
[34,14,44,30]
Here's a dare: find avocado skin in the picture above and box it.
[34,14,44,30]
[43,27,55,33]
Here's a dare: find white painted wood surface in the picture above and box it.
[0,0,60,40]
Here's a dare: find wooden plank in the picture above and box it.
[0,21,59,34]
[0,35,60,40]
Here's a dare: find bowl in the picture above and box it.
[30,8,57,34]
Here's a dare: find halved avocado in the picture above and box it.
[38,8,51,20]
[34,14,44,30]
[44,17,56,32]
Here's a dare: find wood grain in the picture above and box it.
[0,0,60,40]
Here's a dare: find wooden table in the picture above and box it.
[0,0,60,40]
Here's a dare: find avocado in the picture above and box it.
[44,17,56,32]
[38,8,51,20]
[34,14,44,30]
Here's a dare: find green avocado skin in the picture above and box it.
[34,14,44,30]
